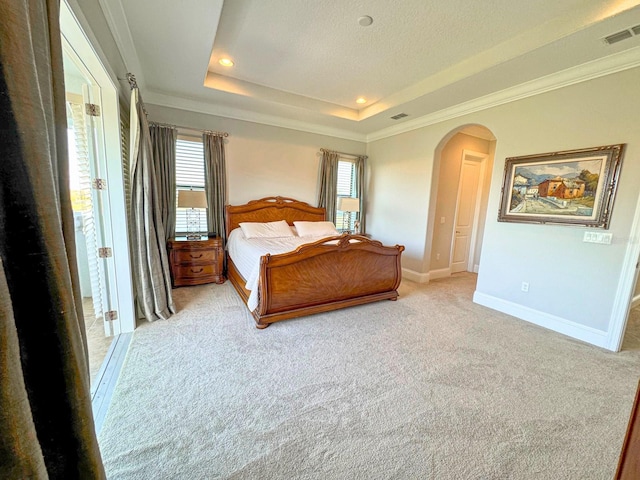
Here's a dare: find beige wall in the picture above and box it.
[146,105,367,206]
[368,67,640,333]
[429,133,492,272]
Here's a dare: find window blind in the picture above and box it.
[336,160,357,231]
[68,100,104,320]
[175,138,208,234]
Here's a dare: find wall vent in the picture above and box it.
[390,113,408,120]
[604,29,633,45]
[632,25,640,36]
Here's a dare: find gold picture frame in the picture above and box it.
[498,144,625,229]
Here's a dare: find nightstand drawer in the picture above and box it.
[167,236,225,287]
[174,249,217,265]
[174,264,217,279]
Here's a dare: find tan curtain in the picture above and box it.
[203,133,227,243]
[355,155,367,234]
[317,149,340,224]
[149,124,177,241]
[0,0,105,478]
[129,89,175,321]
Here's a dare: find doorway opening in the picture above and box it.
[60,0,135,418]
[618,237,640,351]
[426,125,496,285]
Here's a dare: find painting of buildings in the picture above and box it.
[501,154,613,224]
[537,177,586,199]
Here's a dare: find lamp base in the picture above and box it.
[186,233,202,240]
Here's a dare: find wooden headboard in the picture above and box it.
[225,196,326,236]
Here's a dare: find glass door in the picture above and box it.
[63,47,118,387]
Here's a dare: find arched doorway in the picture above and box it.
[425,124,496,281]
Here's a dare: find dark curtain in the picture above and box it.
[129,89,175,321]
[354,155,367,234]
[0,0,105,478]
[149,124,177,241]
[317,150,339,224]
[203,132,227,243]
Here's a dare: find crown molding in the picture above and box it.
[147,46,640,145]
[98,0,146,89]
[143,90,368,143]
[366,46,640,142]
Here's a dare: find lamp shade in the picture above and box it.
[178,189,207,208]
[337,197,360,212]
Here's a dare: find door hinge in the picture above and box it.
[85,103,101,116]
[92,178,107,190]
[98,247,112,258]
[105,310,118,321]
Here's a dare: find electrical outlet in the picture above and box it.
[440,217,445,224]
[436,253,440,260]
[521,282,529,292]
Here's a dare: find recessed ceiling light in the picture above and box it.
[356,97,367,104]
[219,58,234,67]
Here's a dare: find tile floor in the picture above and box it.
[82,297,114,387]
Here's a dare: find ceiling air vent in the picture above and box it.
[390,113,408,120]
[603,29,633,45]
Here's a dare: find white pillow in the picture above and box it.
[293,221,339,237]
[239,220,295,239]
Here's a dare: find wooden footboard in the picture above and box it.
[228,234,404,328]
[225,197,405,328]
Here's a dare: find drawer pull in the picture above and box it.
[190,267,204,274]
[190,253,203,259]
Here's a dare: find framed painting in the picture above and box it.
[498,144,625,229]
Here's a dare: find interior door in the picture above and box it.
[451,158,482,274]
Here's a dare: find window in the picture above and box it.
[336,159,357,232]
[175,137,208,234]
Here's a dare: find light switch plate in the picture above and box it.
[583,231,613,244]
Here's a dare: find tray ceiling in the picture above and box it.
[102,0,640,139]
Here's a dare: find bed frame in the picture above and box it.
[225,196,405,328]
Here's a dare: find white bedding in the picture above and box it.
[227,227,348,312]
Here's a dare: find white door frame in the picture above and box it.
[450,150,488,273]
[61,1,135,334]
[607,189,640,351]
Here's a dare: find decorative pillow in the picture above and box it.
[293,221,339,237]
[239,220,295,239]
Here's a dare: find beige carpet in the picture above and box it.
[98,274,640,479]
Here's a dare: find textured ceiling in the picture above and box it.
[209,0,615,107]
[103,0,640,138]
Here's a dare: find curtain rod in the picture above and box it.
[150,121,229,137]
[320,148,367,160]
[124,73,148,116]
[126,72,139,90]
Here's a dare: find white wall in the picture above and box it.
[146,104,366,206]
[368,67,640,345]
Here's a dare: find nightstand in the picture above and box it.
[167,236,225,287]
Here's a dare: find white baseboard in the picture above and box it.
[402,268,429,283]
[473,291,611,350]
[429,268,451,280]
[473,264,480,274]
[632,294,640,309]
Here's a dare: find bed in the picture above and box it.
[225,196,405,328]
